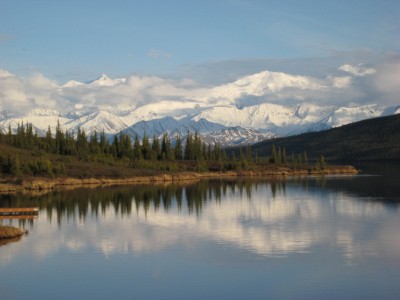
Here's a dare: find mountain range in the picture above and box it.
[0,72,399,146]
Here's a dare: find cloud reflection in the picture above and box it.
[1,182,399,266]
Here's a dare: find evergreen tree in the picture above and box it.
[142,133,151,160]
[10,155,21,177]
[45,126,53,152]
[207,144,212,161]
[161,133,174,160]
[184,131,194,160]
[214,142,221,161]
[151,135,161,160]
[282,147,287,163]
[246,144,252,163]
[7,124,12,144]
[303,151,308,164]
[76,127,89,157]
[277,147,282,164]
[319,154,326,169]
[133,135,142,161]
[193,132,202,160]
[202,142,207,161]
[89,131,100,155]
[100,130,108,155]
[55,120,65,154]
[122,133,133,158]
[174,134,183,160]
[230,151,236,162]
[111,135,119,158]
[221,148,227,162]
[297,153,303,164]
[239,146,244,162]
[65,130,77,155]
[270,144,277,164]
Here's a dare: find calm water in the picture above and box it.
[1,163,400,300]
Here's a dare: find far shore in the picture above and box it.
[0,165,358,194]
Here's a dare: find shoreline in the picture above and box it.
[0,165,358,194]
[0,226,24,240]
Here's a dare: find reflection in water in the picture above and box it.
[1,176,399,266]
[0,236,22,247]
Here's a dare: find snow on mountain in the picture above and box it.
[120,100,204,126]
[123,117,227,140]
[381,105,400,116]
[0,101,397,145]
[320,104,384,128]
[87,74,126,86]
[64,110,128,135]
[0,70,399,145]
[0,108,71,134]
[209,71,323,103]
[202,127,277,147]
[63,80,84,88]
[192,103,333,131]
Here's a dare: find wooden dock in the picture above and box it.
[0,207,39,217]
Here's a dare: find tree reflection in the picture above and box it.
[3,171,398,227]
[0,179,289,225]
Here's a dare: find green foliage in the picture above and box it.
[1,121,338,178]
[251,114,400,161]
[270,144,277,163]
[0,152,65,177]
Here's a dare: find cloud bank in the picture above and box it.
[0,58,397,116]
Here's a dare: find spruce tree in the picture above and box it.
[151,135,161,160]
[246,144,252,163]
[282,147,287,163]
[277,147,282,164]
[303,151,308,164]
[133,135,142,161]
[270,144,277,164]
[184,131,193,160]
[142,133,151,160]
[174,134,183,160]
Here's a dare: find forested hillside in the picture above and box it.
[250,114,400,161]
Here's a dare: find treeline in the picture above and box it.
[0,122,322,176]
[0,122,224,163]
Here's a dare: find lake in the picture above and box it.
[1,163,400,300]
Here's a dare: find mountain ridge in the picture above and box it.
[248,114,400,161]
[0,71,398,146]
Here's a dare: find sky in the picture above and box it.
[0,0,399,112]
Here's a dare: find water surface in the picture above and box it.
[1,164,400,300]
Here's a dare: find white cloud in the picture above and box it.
[0,70,61,112]
[2,184,399,265]
[0,57,397,117]
[339,64,376,77]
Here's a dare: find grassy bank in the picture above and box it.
[0,164,358,194]
[0,225,24,239]
[0,142,358,194]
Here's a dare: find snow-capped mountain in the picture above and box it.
[202,128,277,147]
[0,71,399,146]
[87,74,126,86]
[64,111,129,136]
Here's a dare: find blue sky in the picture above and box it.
[1,0,399,83]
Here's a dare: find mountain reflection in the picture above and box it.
[1,177,399,265]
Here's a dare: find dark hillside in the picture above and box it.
[250,114,400,161]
